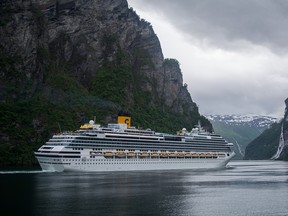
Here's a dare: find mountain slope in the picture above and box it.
[206,114,277,159]
[244,98,288,161]
[0,0,211,166]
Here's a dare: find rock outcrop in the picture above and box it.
[0,0,210,165]
[272,98,288,160]
[1,0,198,114]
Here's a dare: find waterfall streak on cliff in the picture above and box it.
[271,124,284,160]
[233,138,244,157]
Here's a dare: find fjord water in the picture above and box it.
[1,161,288,216]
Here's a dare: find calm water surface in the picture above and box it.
[1,160,288,216]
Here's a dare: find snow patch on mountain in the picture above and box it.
[206,114,278,128]
[205,114,279,160]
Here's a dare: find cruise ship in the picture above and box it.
[35,114,235,172]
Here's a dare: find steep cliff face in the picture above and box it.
[274,98,288,160]
[0,0,210,165]
[244,98,288,161]
[1,0,197,112]
[284,99,288,159]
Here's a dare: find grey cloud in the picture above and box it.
[129,0,288,117]
[189,74,287,116]
[192,85,286,116]
[131,0,288,53]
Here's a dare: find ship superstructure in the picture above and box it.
[35,115,235,172]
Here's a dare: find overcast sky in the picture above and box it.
[128,0,288,118]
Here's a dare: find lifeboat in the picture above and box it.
[192,153,199,158]
[90,151,103,156]
[199,153,206,158]
[184,153,192,157]
[104,152,114,157]
[139,152,149,158]
[212,153,218,158]
[115,152,126,158]
[160,153,168,158]
[150,153,159,158]
[127,152,136,158]
[177,153,184,158]
[168,153,177,158]
[206,153,213,158]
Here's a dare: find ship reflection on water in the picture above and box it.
[1,160,288,216]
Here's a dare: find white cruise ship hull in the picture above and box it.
[35,115,236,172]
[36,153,235,172]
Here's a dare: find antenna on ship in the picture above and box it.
[198,120,201,129]
[57,122,62,133]
[193,120,201,129]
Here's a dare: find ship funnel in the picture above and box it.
[118,114,131,128]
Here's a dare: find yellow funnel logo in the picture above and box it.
[118,116,131,128]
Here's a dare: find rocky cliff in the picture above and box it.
[0,0,210,165]
[272,98,288,160]
[244,98,288,161]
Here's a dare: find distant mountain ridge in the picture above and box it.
[207,114,278,127]
[206,114,278,159]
